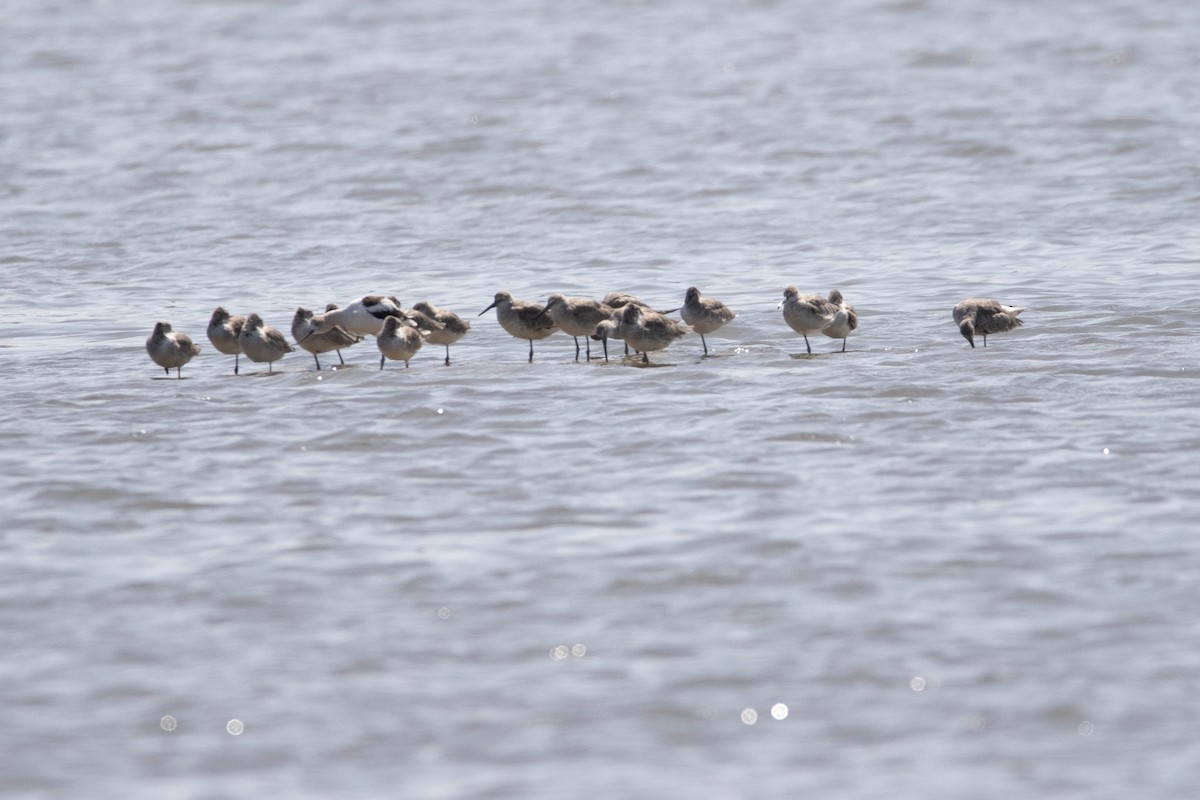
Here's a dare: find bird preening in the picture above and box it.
[952,299,1024,348]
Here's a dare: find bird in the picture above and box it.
[238,313,294,373]
[146,321,200,378]
[953,298,1025,348]
[619,304,689,364]
[780,286,839,354]
[540,293,612,361]
[206,307,245,375]
[819,289,858,352]
[593,316,620,363]
[600,292,649,311]
[292,306,362,370]
[680,287,736,356]
[478,291,557,363]
[597,292,679,356]
[304,295,406,338]
[410,301,471,366]
[377,315,424,369]
[387,298,446,337]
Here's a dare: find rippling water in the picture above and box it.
[3,0,1199,797]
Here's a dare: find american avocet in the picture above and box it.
[206,307,245,374]
[780,286,839,354]
[239,313,294,373]
[820,289,858,352]
[146,321,200,378]
[953,298,1025,348]
[681,287,736,356]
[478,291,557,363]
[292,306,362,369]
[377,316,424,369]
[541,293,611,361]
[619,304,688,364]
[410,301,471,366]
[306,295,405,338]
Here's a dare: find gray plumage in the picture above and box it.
[953,298,1024,348]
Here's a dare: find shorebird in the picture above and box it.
[479,291,557,363]
[820,289,858,352]
[292,305,362,369]
[377,315,424,369]
[305,295,405,338]
[680,287,736,356]
[146,321,200,378]
[411,301,471,366]
[594,316,620,362]
[389,298,445,336]
[597,292,679,356]
[541,293,611,361]
[953,298,1024,348]
[619,304,689,364]
[239,313,294,373]
[780,286,839,354]
[600,292,648,311]
[206,307,244,374]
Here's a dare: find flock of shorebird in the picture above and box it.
[144,288,1026,378]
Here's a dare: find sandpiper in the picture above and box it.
[541,293,611,361]
[619,304,689,364]
[377,315,424,369]
[292,306,362,369]
[953,298,1024,348]
[239,313,294,373]
[146,321,200,378]
[206,307,245,374]
[820,289,858,352]
[479,291,557,363]
[411,301,471,366]
[680,287,736,356]
[780,286,839,354]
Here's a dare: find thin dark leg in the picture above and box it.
[269,361,274,374]
[803,333,812,354]
[379,354,386,370]
[585,336,592,361]
[602,336,609,362]
[528,339,534,363]
[176,366,182,378]
[983,334,987,347]
[163,367,170,376]
[234,353,239,375]
[573,336,580,361]
[642,352,649,364]
[405,360,409,368]
[312,352,322,370]
[623,341,629,355]
[841,338,847,353]
[701,333,708,355]
[337,350,346,365]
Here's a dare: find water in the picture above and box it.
[2,0,1199,796]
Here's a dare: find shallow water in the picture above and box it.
[2,0,1200,797]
